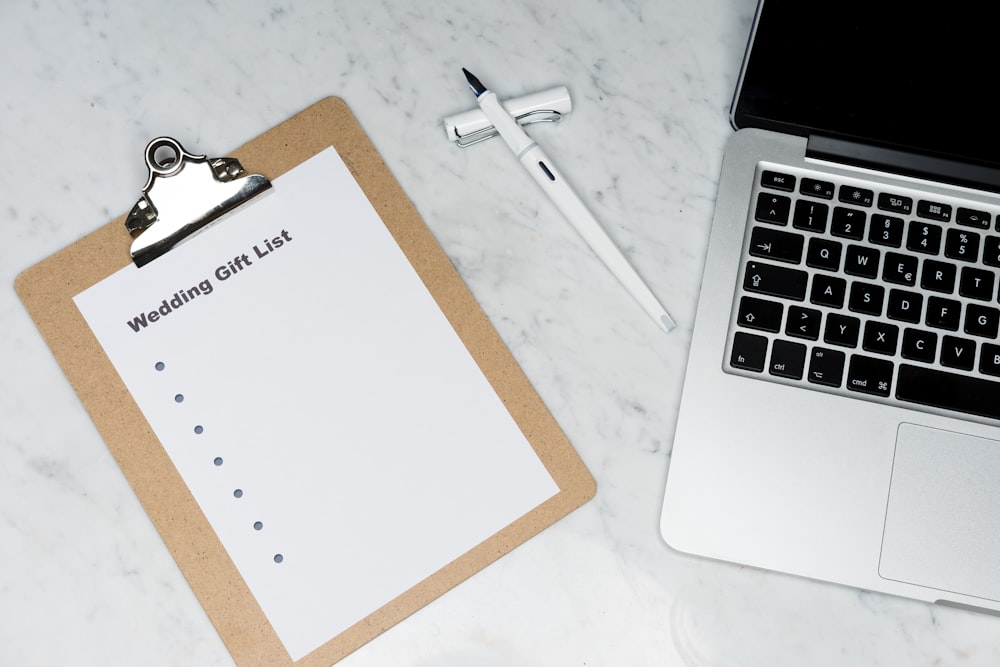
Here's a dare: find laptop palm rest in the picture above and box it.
[879,423,1000,603]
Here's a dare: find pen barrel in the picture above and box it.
[517,145,675,332]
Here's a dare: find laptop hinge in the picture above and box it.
[806,134,1000,195]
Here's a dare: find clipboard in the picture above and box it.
[15,97,595,667]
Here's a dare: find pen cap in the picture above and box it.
[443,86,572,143]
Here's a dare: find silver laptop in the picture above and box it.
[661,0,1000,613]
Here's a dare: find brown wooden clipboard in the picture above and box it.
[14,97,595,667]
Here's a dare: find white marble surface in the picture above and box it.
[2,1,998,665]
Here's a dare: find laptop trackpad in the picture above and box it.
[879,423,1000,603]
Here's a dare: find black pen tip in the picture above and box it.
[462,68,487,96]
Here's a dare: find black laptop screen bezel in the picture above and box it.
[731,0,1000,173]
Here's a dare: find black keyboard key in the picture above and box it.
[944,228,980,262]
[882,252,918,286]
[926,296,961,330]
[755,193,791,225]
[869,214,904,247]
[786,305,822,340]
[769,340,807,380]
[887,289,923,323]
[844,244,880,278]
[959,266,995,301]
[737,296,784,332]
[824,313,861,347]
[806,237,842,271]
[863,321,899,356]
[761,170,796,192]
[830,207,866,240]
[897,364,1000,420]
[810,274,847,308]
[839,186,874,207]
[848,282,884,316]
[901,328,937,363]
[916,199,952,222]
[906,221,942,255]
[846,354,893,397]
[749,226,805,263]
[793,200,829,233]
[941,335,976,371]
[965,303,1000,338]
[730,332,768,371]
[878,192,913,215]
[744,261,808,300]
[983,236,1000,267]
[807,347,845,387]
[800,177,834,199]
[920,259,956,293]
[957,207,991,230]
[980,343,1000,377]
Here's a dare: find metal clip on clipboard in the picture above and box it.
[125,137,272,267]
[443,85,572,147]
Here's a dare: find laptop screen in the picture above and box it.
[733,0,1000,170]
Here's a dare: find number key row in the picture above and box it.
[755,193,1000,261]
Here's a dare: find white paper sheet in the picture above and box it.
[73,148,559,661]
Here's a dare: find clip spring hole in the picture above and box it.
[146,138,185,176]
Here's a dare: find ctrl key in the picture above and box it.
[731,332,768,372]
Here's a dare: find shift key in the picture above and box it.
[743,261,808,301]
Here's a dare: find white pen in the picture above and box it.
[462,68,676,334]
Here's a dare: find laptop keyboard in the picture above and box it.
[726,163,1000,422]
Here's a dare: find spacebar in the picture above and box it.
[897,364,1000,420]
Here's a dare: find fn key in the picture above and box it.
[731,332,767,372]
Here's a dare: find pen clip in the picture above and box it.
[454,109,564,148]
[444,85,571,147]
